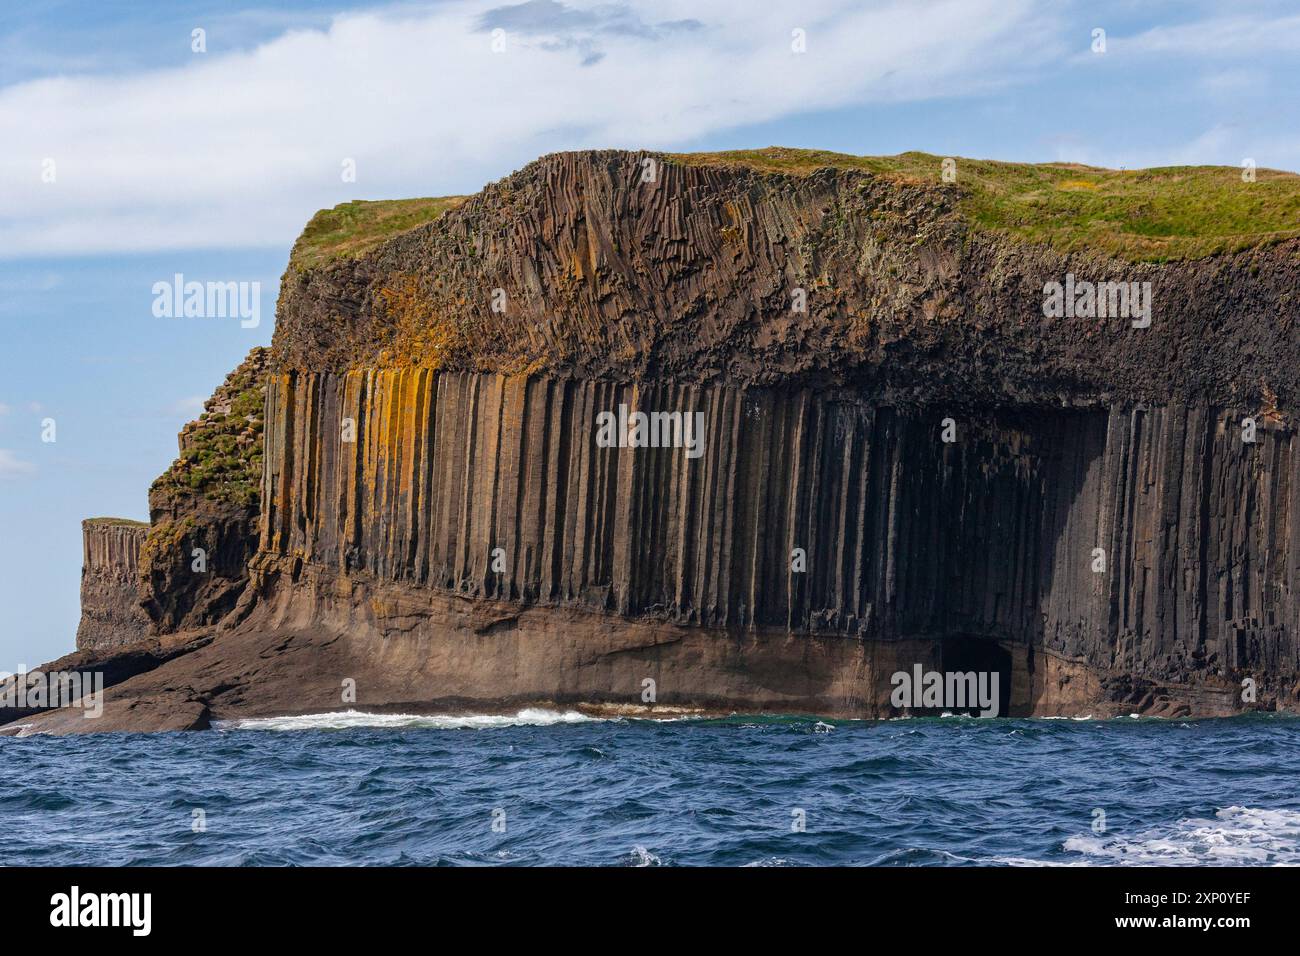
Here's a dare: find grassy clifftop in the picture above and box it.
[675,148,1300,261]
[83,517,149,529]
[289,196,468,271]
[287,148,1300,268]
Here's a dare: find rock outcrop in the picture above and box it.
[139,347,269,632]
[70,349,270,652]
[17,148,1300,733]
[75,519,151,651]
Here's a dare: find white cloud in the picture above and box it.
[1198,68,1267,96]
[0,450,36,479]
[0,272,60,293]
[0,0,1057,258]
[1117,15,1300,57]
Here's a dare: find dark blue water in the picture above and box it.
[3,710,1298,866]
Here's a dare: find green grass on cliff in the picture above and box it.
[163,384,264,506]
[672,148,1300,262]
[83,517,148,529]
[151,349,268,508]
[290,196,468,271]
[288,149,1300,269]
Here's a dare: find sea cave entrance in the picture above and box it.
[939,635,1013,718]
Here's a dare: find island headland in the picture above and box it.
[7,148,1300,733]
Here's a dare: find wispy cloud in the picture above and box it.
[0,271,61,293]
[0,0,1058,258]
[0,401,44,418]
[1117,14,1300,57]
[0,450,36,479]
[476,0,702,64]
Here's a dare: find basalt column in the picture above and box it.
[256,370,1082,640]
[76,519,151,651]
[255,369,1299,705]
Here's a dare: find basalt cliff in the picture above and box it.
[8,147,1300,734]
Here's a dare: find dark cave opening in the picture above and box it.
[939,635,1013,718]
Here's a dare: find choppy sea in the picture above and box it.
[3,711,1298,866]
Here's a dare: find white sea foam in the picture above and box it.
[1059,807,1300,866]
[628,845,662,867]
[215,707,604,732]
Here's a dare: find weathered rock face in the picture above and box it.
[16,354,270,729]
[1,636,211,730]
[30,149,1300,732]
[274,151,1300,411]
[252,150,1300,717]
[75,520,151,651]
[250,368,1297,715]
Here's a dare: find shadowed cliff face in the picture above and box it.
[70,349,269,656]
[250,368,1297,714]
[254,150,1300,717]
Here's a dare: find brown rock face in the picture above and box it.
[31,149,1300,732]
[1,636,210,730]
[252,151,1299,719]
[76,520,150,651]
[248,368,1297,717]
[274,151,1300,410]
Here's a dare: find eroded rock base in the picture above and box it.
[16,560,1255,735]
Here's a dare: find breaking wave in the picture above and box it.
[215,707,603,732]
[1061,806,1300,866]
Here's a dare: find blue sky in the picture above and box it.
[2,0,1299,666]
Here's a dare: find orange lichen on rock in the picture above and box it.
[376,275,471,371]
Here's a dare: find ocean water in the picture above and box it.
[3,712,1298,866]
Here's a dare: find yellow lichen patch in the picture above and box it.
[139,517,196,577]
[1261,383,1285,424]
[377,275,472,371]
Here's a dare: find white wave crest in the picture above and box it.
[1061,806,1300,866]
[215,708,603,732]
[627,845,662,867]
